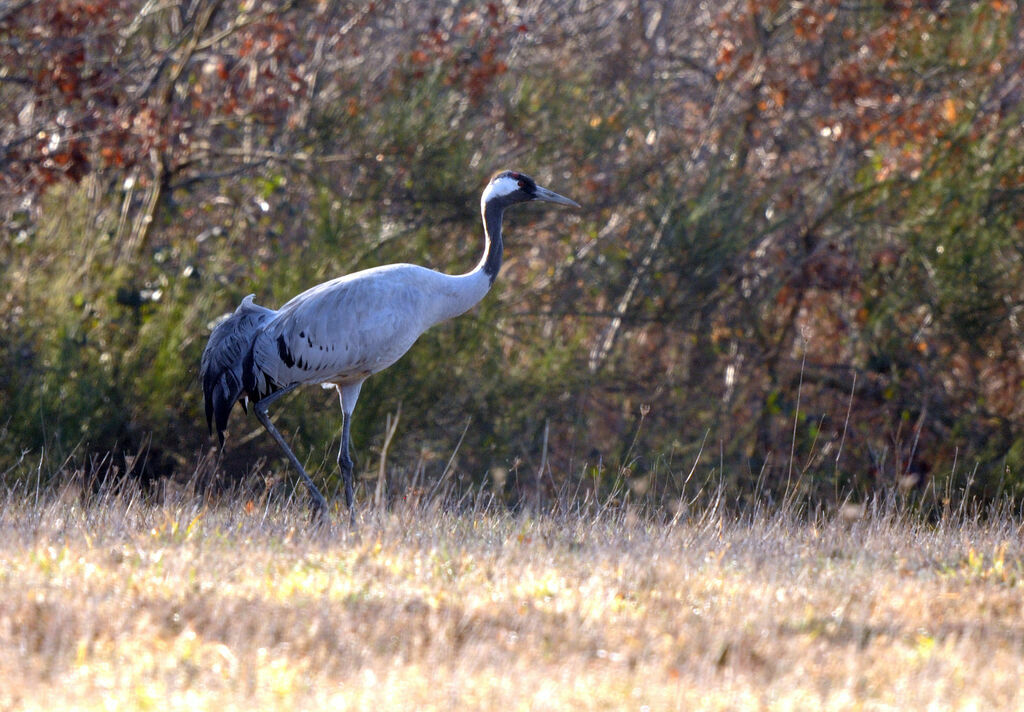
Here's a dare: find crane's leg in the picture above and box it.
[253,385,329,522]
[335,382,363,527]
[338,411,356,525]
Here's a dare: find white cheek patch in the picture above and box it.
[481,175,520,205]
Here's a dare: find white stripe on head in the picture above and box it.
[481,174,521,208]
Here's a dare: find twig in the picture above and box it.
[0,0,32,23]
[431,417,472,499]
[834,371,857,477]
[905,402,928,476]
[786,335,808,496]
[536,418,549,512]
[374,404,401,510]
[669,429,711,528]
[588,208,672,372]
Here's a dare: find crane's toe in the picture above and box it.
[309,492,330,526]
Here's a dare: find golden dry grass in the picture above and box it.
[2,488,1024,711]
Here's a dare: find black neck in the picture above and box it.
[482,201,505,284]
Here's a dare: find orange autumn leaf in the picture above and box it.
[942,98,957,122]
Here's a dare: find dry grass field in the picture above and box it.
[2,485,1023,711]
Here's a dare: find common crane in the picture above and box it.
[201,170,579,523]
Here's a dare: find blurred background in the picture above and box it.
[2,0,1023,509]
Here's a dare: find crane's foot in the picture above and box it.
[309,496,329,526]
[304,482,330,527]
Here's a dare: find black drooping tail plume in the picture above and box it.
[200,295,275,443]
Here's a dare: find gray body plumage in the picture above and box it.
[247,264,489,400]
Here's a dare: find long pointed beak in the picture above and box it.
[534,185,581,208]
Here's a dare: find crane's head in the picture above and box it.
[482,170,580,211]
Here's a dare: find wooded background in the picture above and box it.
[3,0,1024,509]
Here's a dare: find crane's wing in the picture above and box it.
[200,294,275,443]
[248,265,448,394]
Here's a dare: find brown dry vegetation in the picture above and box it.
[5,1,1024,506]
[2,483,1024,710]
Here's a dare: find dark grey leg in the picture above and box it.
[334,382,363,527]
[254,385,329,521]
[338,410,357,526]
